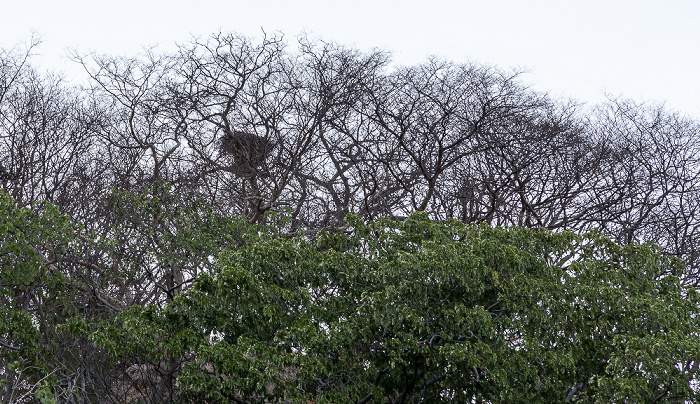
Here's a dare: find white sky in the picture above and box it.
[2,0,699,117]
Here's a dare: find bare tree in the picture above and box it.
[161,32,293,223]
[588,99,700,283]
[0,39,103,222]
[281,38,392,229]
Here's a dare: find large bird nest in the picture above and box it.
[220,130,274,177]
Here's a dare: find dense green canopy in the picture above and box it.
[2,190,700,403]
[97,213,700,402]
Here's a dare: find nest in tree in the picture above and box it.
[0,164,13,181]
[220,130,274,177]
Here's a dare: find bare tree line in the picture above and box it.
[5,33,698,276]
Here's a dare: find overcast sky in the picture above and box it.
[2,0,698,117]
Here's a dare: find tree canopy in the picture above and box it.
[2,189,699,402]
[112,212,700,403]
[2,32,700,403]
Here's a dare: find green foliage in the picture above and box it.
[33,381,56,404]
[0,185,253,402]
[0,191,76,401]
[99,211,700,403]
[3,185,698,402]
